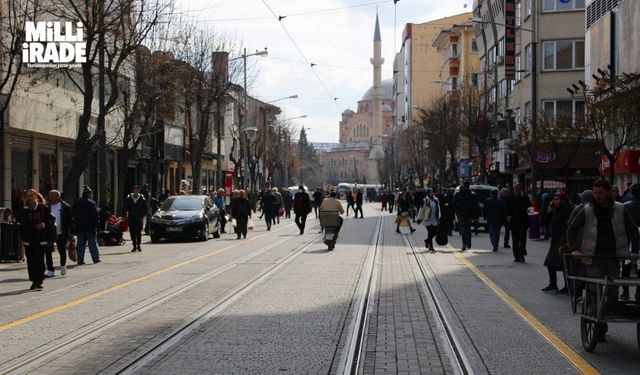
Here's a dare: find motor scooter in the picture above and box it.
[319,209,341,250]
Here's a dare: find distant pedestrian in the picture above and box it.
[483,189,505,252]
[272,188,283,225]
[500,188,512,248]
[346,190,356,216]
[283,189,293,219]
[395,191,416,233]
[261,189,276,231]
[380,190,388,211]
[124,185,148,252]
[17,189,55,290]
[542,192,572,293]
[453,181,479,251]
[354,189,364,218]
[387,190,395,213]
[213,189,227,234]
[294,186,312,235]
[312,188,324,219]
[231,190,251,239]
[72,186,101,264]
[506,183,530,262]
[416,188,440,252]
[45,190,73,277]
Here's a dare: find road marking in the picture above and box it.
[453,251,600,375]
[0,223,296,333]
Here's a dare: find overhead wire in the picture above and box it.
[260,0,342,113]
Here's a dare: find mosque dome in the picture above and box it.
[382,104,392,112]
[342,109,355,116]
[361,79,394,101]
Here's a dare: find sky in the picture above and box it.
[174,0,471,142]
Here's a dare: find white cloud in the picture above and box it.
[174,0,469,142]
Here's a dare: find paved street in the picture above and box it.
[0,203,639,374]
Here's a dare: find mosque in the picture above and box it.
[319,14,393,186]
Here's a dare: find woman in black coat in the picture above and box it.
[542,192,572,294]
[231,190,252,239]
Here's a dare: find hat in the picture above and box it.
[83,186,92,193]
[426,188,433,194]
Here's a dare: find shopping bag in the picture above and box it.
[67,237,78,262]
[247,219,255,230]
[230,218,237,228]
[278,207,285,217]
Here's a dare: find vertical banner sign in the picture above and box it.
[504,0,516,80]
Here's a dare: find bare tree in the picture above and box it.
[0,0,40,200]
[458,81,492,184]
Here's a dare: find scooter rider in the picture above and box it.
[320,191,345,233]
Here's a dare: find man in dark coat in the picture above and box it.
[124,185,148,252]
[312,188,324,219]
[282,190,293,219]
[45,190,73,277]
[506,183,530,262]
[355,189,364,219]
[453,182,479,251]
[483,189,505,252]
[17,189,56,290]
[230,190,252,239]
[294,186,312,235]
[72,186,101,264]
[500,188,512,248]
[260,189,276,231]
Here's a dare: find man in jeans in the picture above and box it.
[45,190,73,276]
[484,189,505,252]
[71,186,100,264]
[569,179,639,329]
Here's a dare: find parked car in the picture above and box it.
[453,184,499,232]
[150,195,221,242]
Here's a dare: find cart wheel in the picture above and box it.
[581,291,603,352]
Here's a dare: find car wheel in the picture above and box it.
[212,222,221,239]
[200,222,209,241]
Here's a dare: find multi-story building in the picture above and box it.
[586,0,640,190]
[472,0,599,192]
[394,13,472,128]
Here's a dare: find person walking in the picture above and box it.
[387,190,395,213]
[231,190,252,239]
[283,189,293,219]
[312,188,324,219]
[505,183,530,262]
[17,189,55,290]
[213,189,227,234]
[272,188,283,225]
[294,186,312,235]
[355,188,364,219]
[346,190,356,216]
[453,181,479,251]
[72,186,101,264]
[416,188,440,252]
[542,192,573,293]
[622,183,640,300]
[44,190,73,277]
[124,185,148,252]
[483,189,505,252]
[500,188,512,248]
[380,190,388,212]
[395,191,416,233]
[261,189,276,231]
[568,180,639,330]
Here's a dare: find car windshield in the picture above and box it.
[160,197,203,211]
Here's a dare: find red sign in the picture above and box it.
[600,151,640,175]
[504,0,516,80]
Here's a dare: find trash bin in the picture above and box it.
[528,213,540,240]
[0,222,23,262]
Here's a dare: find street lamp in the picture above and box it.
[267,94,298,104]
[472,14,539,199]
[230,47,268,190]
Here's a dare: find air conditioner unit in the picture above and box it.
[496,56,504,65]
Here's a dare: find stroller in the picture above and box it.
[98,208,127,246]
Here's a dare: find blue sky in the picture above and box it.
[174,0,470,142]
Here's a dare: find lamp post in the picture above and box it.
[472,14,538,198]
[267,94,298,104]
[229,48,268,190]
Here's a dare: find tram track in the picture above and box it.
[0,229,319,375]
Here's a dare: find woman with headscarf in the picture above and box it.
[416,188,440,252]
[542,191,573,294]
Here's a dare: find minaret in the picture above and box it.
[368,12,385,185]
[370,12,384,144]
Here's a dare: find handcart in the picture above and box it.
[564,254,640,352]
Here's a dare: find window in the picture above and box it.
[450,43,458,58]
[471,73,479,87]
[488,46,496,65]
[515,107,521,127]
[542,99,586,124]
[450,77,458,91]
[498,38,505,57]
[543,0,585,12]
[524,44,532,73]
[516,1,522,26]
[524,0,532,18]
[490,86,497,103]
[498,79,507,99]
[515,54,522,81]
[542,40,585,70]
[524,101,531,126]
[471,39,478,53]
[509,79,515,93]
